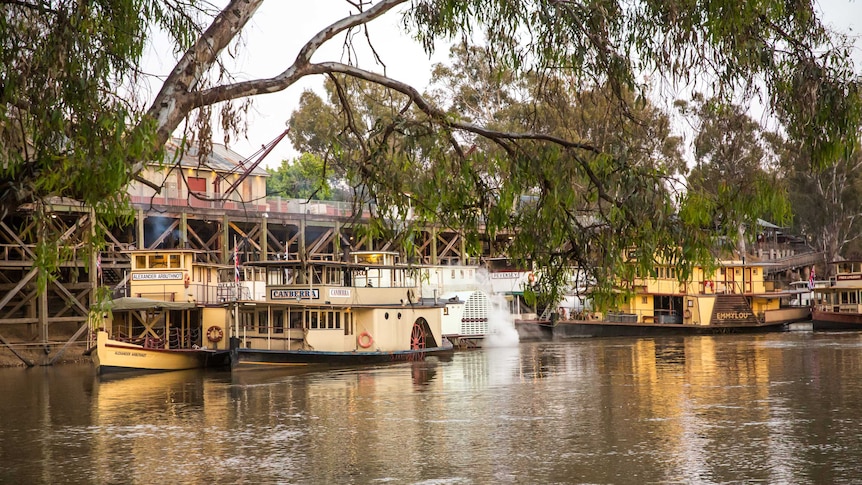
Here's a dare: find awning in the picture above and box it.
[757,218,784,229]
[109,297,196,311]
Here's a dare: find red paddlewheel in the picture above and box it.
[410,322,426,350]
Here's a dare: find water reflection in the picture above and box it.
[6,333,862,483]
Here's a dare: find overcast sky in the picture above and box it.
[143,0,862,169]
[144,1,446,167]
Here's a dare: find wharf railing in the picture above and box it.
[129,193,373,219]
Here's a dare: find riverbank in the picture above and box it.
[0,343,90,367]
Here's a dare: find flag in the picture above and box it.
[234,245,240,283]
[808,266,815,290]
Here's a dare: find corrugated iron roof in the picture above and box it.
[163,139,270,177]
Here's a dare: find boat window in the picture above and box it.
[273,311,284,334]
[257,310,268,333]
[343,312,353,336]
[135,255,146,269]
[334,311,341,330]
[289,309,302,329]
[150,254,167,268]
[311,267,323,285]
[240,309,255,330]
[168,254,181,268]
[308,310,319,329]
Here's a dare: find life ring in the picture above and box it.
[527,272,536,284]
[705,280,713,290]
[184,274,191,288]
[357,331,373,349]
[206,325,224,343]
[684,309,692,319]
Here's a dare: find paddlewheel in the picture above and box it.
[410,321,427,350]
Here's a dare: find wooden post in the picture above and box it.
[222,214,230,265]
[431,226,438,265]
[299,218,307,261]
[261,214,268,260]
[180,211,188,248]
[39,277,48,358]
[137,208,145,248]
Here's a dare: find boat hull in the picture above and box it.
[94,331,230,374]
[811,309,862,331]
[444,335,484,349]
[553,320,791,338]
[514,320,554,341]
[231,345,454,369]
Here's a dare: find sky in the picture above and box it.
[143,0,862,169]
[143,1,448,167]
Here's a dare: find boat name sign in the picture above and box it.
[132,272,183,280]
[491,272,521,279]
[271,289,319,300]
[716,312,752,320]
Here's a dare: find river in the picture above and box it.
[2,331,862,484]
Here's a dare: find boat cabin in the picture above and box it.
[813,260,862,313]
[235,252,443,354]
[103,249,234,350]
[608,258,803,326]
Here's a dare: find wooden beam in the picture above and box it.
[308,228,334,256]
[0,317,87,324]
[149,219,179,249]
[0,287,36,320]
[48,321,90,365]
[0,267,37,313]
[49,281,90,317]
[229,221,262,252]
[0,221,37,259]
[0,333,34,367]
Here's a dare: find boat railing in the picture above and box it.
[699,280,751,295]
[652,309,683,324]
[113,329,166,349]
[168,326,201,349]
[109,282,247,304]
[606,311,638,323]
[132,290,178,302]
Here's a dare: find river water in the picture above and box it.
[3,331,862,484]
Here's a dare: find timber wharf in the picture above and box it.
[0,141,820,366]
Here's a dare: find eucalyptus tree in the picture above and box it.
[1,0,859,300]
[676,94,792,254]
[779,136,862,270]
[266,152,346,202]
